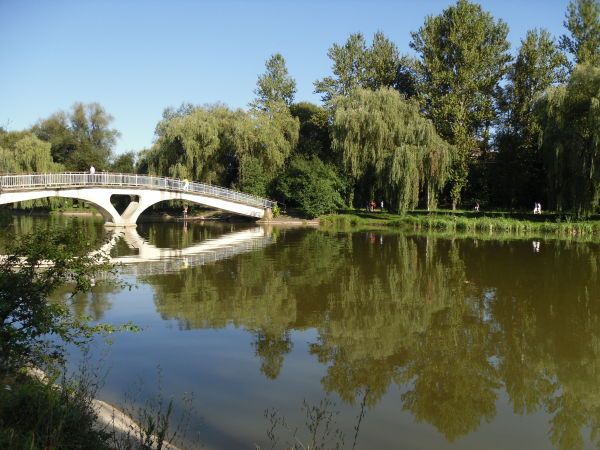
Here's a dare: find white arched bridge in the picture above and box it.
[0,172,275,227]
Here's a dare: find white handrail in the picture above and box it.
[0,172,276,209]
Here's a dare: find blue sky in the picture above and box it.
[0,0,570,154]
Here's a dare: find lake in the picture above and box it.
[2,214,599,450]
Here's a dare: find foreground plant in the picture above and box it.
[0,225,137,374]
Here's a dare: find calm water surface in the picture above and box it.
[2,215,600,450]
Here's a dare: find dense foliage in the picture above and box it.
[332,88,452,212]
[410,0,511,208]
[0,131,60,174]
[561,0,600,65]
[314,31,414,104]
[275,156,345,217]
[493,29,567,208]
[537,65,600,216]
[143,104,299,196]
[32,103,119,171]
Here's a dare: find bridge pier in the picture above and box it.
[263,207,273,221]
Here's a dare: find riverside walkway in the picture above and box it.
[0,172,275,226]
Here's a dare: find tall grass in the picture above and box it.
[321,212,600,238]
[0,370,109,450]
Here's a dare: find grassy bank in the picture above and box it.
[320,211,600,237]
[0,371,109,450]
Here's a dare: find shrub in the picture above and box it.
[0,371,108,450]
[275,156,345,218]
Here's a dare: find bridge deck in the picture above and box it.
[0,172,275,209]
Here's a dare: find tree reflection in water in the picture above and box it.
[57,225,600,449]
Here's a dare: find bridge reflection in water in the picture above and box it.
[103,226,273,276]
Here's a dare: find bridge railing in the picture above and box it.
[0,172,276,209]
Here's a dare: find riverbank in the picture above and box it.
[320,211,600,237]
[1,207,320,226]
[1,368,183,450]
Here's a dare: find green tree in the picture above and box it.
[226,107,299,194]
[364,31,402,90]
[110,151,137,173]
[536,64,600,215]
[251,53,297,111]
[315,32,412,104]
[315,33,368,104]
[504,30,568,137]
[0,226,122,374]
[0,131,63,210]
[410,0,511,208]
[245,108,299,174]
[289,102,333,162]
[275,156,345,217]
[332,88,452,213]
[0,131,60,174]
[33,103,120,171]
[147,104,298,195]
[148,106,220,181]
[494,29,567,208]
[560,0,600,66]
[237,156,270,197]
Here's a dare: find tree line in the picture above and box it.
[3,0,600,217]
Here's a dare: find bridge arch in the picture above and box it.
[0,189,122,224]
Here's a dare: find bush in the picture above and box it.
[238,157,270,198]
[275,156,345,218]
[0,372,109,450]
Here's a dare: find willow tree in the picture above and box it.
[147,106,221,181]
[147,103,298,196]
[495,29,567,208]
[422,138,453,210]
[231,107,298,196]
[536,64,600,215]
[0,131,60,173]
[0,131,62,210]
[332,88,452,212]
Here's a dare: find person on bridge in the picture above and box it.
[89,165,95,175]
[183,178,190,190]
